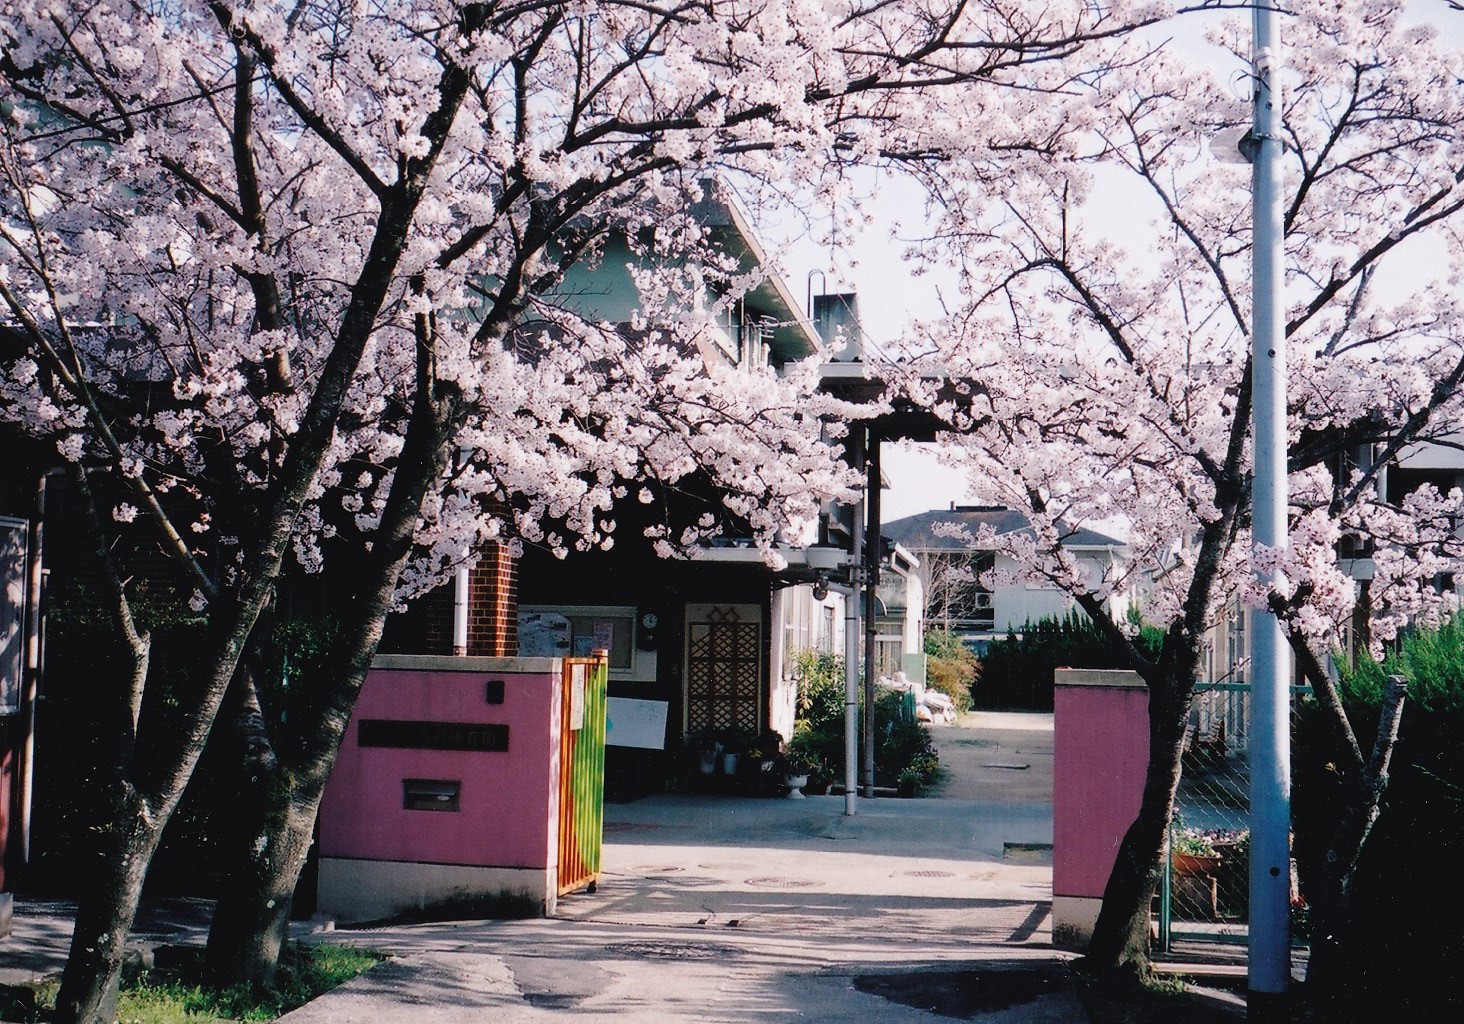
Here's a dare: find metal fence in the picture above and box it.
[1158,680,1309,951]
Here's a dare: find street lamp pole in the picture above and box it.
[1248,0,1292,1016]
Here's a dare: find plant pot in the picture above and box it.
[698,751,718,774]
[1172,852,1222,877]
[722,753,739,775]
[897,779,918,798]
[783,774,809,799]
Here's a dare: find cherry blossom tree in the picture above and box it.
[901,0,1464,1001]
[0,2,1207,1020]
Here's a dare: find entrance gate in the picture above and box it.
[557,654,608,896]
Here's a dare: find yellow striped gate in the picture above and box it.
[557,652,607,896]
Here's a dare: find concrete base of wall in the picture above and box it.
[1052,894,1103,952]
[317,858,559,924]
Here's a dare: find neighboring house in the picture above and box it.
[881,505,1130,644]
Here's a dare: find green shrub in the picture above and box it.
[793,649,846,728]
[923,629,977,712]
[1295,621,1464,1019]
[975,609,1160,710]
[787,651,937,789]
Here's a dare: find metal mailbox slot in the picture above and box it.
[402,778,461,812]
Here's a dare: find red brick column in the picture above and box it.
[467,543,518,656]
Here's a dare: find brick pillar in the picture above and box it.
[466,542,518,656]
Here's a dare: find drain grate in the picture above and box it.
[1003,842,1054,863]
[744,877,822,889]
[606,941,742,961]
[903,869,956,878]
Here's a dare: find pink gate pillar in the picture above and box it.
[1052,668,1149,951]
[317,654,564,923]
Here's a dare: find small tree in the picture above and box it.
[906,3,1464,996]
[923,628,977,712]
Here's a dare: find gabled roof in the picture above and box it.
[881,506,1125,552]
[689,185,823,364]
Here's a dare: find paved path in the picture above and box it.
[6,713,1124,1022]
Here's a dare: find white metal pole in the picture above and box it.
[1248,0,1292,1013]
[844,436,865,815]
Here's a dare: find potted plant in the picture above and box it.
[897,766,922,798]
[779,752,816,799]
[1170,827,1222,877]
[717,728,752,775]
[686,730,722,775]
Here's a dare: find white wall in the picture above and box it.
[770,584,844,743]
[990,552,1122,633]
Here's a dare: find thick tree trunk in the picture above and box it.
[204,793,318,992]
[53,791,162,1024]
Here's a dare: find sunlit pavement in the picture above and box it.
[7,714,1113,1022]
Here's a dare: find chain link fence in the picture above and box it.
[1158,681,1309,951]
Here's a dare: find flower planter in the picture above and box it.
[783,774,809,799]
[1172,852,1222,877]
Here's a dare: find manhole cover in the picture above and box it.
[606,941,742,960]
[744,877,822,889]
[903,869,956,878]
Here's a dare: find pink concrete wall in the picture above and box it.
[1053,670,1150,899]
[319,661,561,869]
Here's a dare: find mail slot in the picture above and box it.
[402,778,460,812]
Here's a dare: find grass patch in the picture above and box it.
[947,738,996,747]
[1070,964,1244,1023]
[18,943,385,1023]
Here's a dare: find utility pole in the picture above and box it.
[1247,0,1292,1016]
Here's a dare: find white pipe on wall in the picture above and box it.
[453,565,469,656]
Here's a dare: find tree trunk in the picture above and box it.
[52,790,161,1024]
[202,657,315,991]
[204,792,319,992]
[1293,674,1407,1021]
[205,378,464,986]
[1083,675,1192,974]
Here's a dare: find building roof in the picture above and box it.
[881,505,1126,552]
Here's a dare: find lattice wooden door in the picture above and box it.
[684,603,762,734]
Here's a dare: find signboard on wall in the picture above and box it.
[605,697,668,750]
[518,605,635,670]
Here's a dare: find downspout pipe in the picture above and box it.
[21,469,62,863]
[453,565,470,657]
[862,435,881,798]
